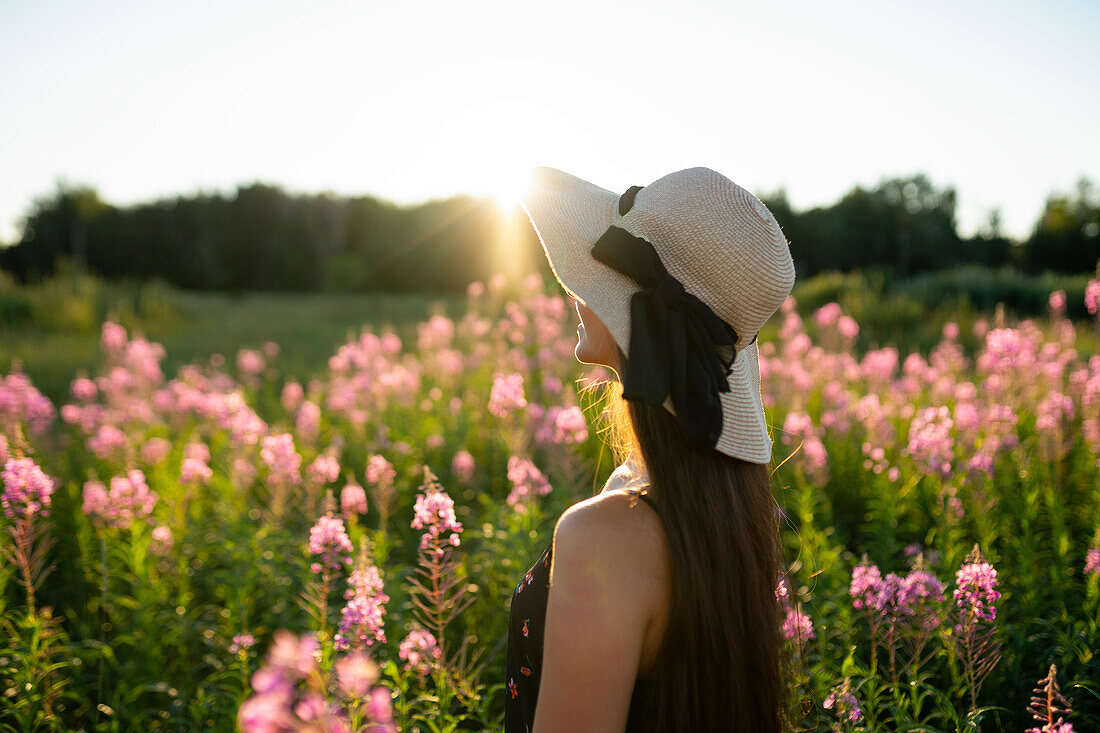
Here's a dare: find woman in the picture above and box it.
[504,166,797,732]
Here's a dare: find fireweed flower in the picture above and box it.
[533,405,589,445]
[1025,716,1075,732]
[70,376,98,401]
[488,372,527,418]
[184,441,211,463]
[230,633,257,655]
[335,559,389,652]
[903,405,955,478]
[1086,547,1100,575]
[416,314,455,351]
[308,515,353,574]
[149,525,174,555]
[281,381,304,412]
[823,678,863,729]
[1085,278,1100,315]
[334,652,380,698]
[236,348,265,376]
[0,372,56,437]
[849,561,886,612]
[261,433,302,485]
[87,424,128,461]
[82,469,157,529]
[340,482,368,518]
[365,455,396,489]
[506,456,552,513]
[307,453,341,486]
[239,629,395,733]
[411,483,463,552]
[451,450,475,482]
[953,558,1000,626]
[180,457,213,486]
[398,627,441,677]
[268,630,319,677]
[782,606,815,644]
[140,437,171,466]
[1048,289,1067,314]
[1,457,55,519]
[901,568,945,627]
[295,400,321,441]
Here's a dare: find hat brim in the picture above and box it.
[519,166,774,464]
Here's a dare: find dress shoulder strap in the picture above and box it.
[631,490,658,515]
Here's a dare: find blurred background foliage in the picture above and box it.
[1,173,1098,296]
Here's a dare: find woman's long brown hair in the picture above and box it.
[593,364,787,732]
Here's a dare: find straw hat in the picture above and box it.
[519,166,795,464]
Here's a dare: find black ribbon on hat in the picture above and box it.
[591,186,755,450]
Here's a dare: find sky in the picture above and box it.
[1,0,1097,246]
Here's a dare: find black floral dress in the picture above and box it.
[504,459,659,733]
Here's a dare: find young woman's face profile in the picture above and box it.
[572,298,620,374]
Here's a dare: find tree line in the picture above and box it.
[1,174,1097,293]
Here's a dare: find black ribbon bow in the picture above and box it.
[590,223,750,450]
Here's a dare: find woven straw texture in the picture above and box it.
[520,166,795,464]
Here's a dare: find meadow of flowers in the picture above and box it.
[2,273,1100,732]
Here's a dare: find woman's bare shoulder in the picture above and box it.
[551,490,669,589]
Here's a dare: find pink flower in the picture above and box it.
[70,376,98,401]
[261,433,301,485]
[1085,278,1100,316]
[451,450,475,482]
[823,679,863,725]
[307,454,341,486]
[813,302,842,329]
[308,516,353,573]
[83,469,158,529]
[903,406,955,479]
[141,437,171,466]
[1,457,55,519]
[506,456,552,513]
[236,349,266,375]
[533,405,589,445]
[411,484,463,551]
[334,652,380,698]
[335,562,389,652]
[281,381,304,412]
[230,633,257,654]
[782,606,815,644]
[295,401,321,441]
[87,424,128,460]
[953,558,1000,626]
[238,692,294,733]
[340,483,368,518]
[417,315,455,351]
[849,562,885,611]
[488,373,527,418]
[365,455,396,489]
[101,321,128,353]
[398,628,441,676]
[184,441,210,463]
[1083,547,1099,575]
[267,630,319,678]
[180,457,213,486]
[150,525,174,555]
